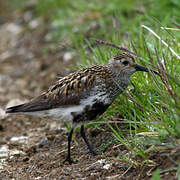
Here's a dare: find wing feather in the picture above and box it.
[6,65,113,113]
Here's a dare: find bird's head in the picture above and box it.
[108,52,158,76]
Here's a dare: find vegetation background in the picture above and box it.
[0,0,179,179]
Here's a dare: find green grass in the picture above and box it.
[10,0,180,176]
[36,0,180,39]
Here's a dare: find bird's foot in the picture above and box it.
[63,156,74,164]
[88,148,99,156]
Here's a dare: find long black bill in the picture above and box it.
[135,64,159,75]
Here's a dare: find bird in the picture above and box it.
[6,52,159,164]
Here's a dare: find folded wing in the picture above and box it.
[6,65,111,113]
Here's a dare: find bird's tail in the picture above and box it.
[6,103,28,113]
[6,94,52,114]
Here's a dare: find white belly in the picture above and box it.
[27,105,85,124]
[23,91,112,125]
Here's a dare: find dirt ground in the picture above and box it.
[0,2,179,180]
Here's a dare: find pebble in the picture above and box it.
[29,18,41,29]
[103,164,111,170]
[85,159,109,171]
[65,167,72,172]
[97,159,106,164]
[63,52,73,62]
[5,23,22,35]
[0,108,7,119]
[38,138,49,148]
[34,176,41,180]
[10,136,28,144]
[0,145,9,158]
[0,145,25,159]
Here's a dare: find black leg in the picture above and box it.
[64,128,74,164]
[80,125,97,156]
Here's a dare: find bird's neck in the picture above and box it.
[108,66,131,88]
[114,74,130,90]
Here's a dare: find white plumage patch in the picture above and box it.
[26,105,84,124]
[24,89,111,125]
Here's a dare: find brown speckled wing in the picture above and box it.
[6,65,113,113]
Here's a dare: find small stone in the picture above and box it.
[65,167,72,172]
[10,136,28,144]
[38,138,49,148]
[29,18,41,29]
[103,164,111,170]
[6,23,22,35]
[63,52,73,62]
[10,149,25,156]
[0,108,7,119]
[0,145,9,158]
[97,159,106,164]
[34,176,42,180]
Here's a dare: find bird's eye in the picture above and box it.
[122,60,129,66]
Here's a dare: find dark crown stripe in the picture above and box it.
[113,52,134,60]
